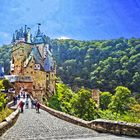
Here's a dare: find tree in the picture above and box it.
[130,103,140,120]
[109,86,135,116]
[48,83,74,114]
[71,88,99,120]
[100,92,112,110]
[0,93,7,111]
[131,72,140,92]
[2,79,12,92]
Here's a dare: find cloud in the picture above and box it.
[57,36,71,40]
[0,32,11,46]
[0,32,10,38]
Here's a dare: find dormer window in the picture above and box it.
[34,64,40,70]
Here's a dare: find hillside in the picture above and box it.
[51,37,140,93]
[0,37,140,93]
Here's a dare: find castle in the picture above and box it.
[10,24,56,101]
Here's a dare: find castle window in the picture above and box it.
[34,64,40,70]
[47,74,49,77]
[52,74,53,77]
[31,71,33,74]
[33,85,35,89]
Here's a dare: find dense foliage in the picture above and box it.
[0,80,14,122]
[49,83,99,121]
[0,92,13,123]
[51,37,140,94]
[0,93,6,111]
[48,84,140,122]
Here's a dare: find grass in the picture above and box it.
[0,107,13,123]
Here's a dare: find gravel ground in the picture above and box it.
[1,99,139,140]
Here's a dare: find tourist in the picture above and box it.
[18,94,20,100]
[25,99,29,109]
[26,93,30,99]
[18,100,24,113]
[23,93,25,99]
[13,96,17,105]
[36,101,40,113]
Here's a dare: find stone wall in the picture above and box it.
[40,104,140,137]
[0,109,19,136]
[88,119,140,137]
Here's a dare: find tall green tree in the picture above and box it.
[100,92,112,110]
[71,89,99,120]
[109,86,136,116]
[49,83,74,114]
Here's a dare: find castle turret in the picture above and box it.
[37,23,41,36]
[26,27,31,43]
[24,25,27,42]
[33,23,46,44]
[11,33,16,43]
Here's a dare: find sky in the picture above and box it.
[0,0,140,45]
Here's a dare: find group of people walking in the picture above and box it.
[12,87,41,114]
[18,98,40,113]
[13,91,41,113]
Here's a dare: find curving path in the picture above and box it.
[1,99,139,140]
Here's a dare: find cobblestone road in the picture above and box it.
[1,99,139,140]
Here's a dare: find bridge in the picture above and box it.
[1,99,139,140]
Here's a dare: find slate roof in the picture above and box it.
[12,24,55,72]
[24,45,54,72]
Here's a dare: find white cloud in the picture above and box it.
[3,32,9,38]
[0,32,11,46]
[57,36,70,40]
[0,32,10,38]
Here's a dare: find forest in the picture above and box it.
[0,37,140,94]
[50,37,140,94]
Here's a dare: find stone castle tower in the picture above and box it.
[10,24,56,101]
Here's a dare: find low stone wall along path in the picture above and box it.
[1,99,139,140]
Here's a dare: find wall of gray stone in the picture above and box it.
[40,104,140,137]
[0,107,19,136]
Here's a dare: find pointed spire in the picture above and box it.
[37,23,41,36]
[20,27,24,38]
[24,25,27,34]
[12,33,15,43]
[30,34,33,43]
[24,25,27,42]
[15,30,19,40]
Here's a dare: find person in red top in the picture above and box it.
[36,101,40,113]
[18,100,24,113]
